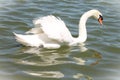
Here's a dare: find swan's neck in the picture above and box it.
[77,10,95,43]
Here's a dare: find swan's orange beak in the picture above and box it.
[98,15,103,25]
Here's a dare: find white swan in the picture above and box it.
[13,9,103,49]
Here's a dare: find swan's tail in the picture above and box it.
[13,32,43,47]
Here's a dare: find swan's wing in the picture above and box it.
[33,15,73,43]
[26,27,44,34]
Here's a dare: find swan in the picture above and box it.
[13,9,103,49]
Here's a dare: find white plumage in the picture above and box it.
[33,15,73,43]
[13,9,103,49]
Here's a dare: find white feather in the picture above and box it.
[13,32,44,47]
[33,15,73,43]
[13,10,103,49]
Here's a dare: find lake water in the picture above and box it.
[0,0,120,80]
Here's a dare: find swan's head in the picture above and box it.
[91,9,103,25]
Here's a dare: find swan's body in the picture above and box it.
[14,9,103,49]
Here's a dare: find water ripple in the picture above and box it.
[0,0,120,80]
[23,71,64,78]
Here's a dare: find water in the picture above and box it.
[0,0,120,80]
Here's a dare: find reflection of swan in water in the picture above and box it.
[19,47,84,66]
[23,71,64,78]
[17,45,101,66]
[23,71,93,79]
[14,9,103,49]
[15,46,101,79]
